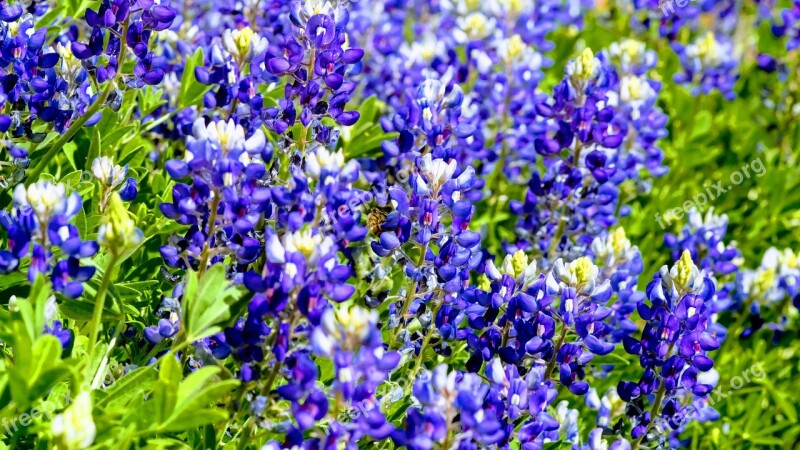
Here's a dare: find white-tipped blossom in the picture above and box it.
[92,156,128,190]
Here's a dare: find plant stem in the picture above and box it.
[87,254,120,357]
[391,243,428,348]
[545,325,568,381]
[197,189,221,279]
[25,83,115,184]
[91,287,128,389]
[632,382,667,450]
[632,342,675,449]
[26,19,130,185]
[407,292,443,390]
[260,308,298,396]
[234,416,254,450]
[90,318,124,389]
[294,47,316,153]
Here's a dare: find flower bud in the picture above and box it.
[92,156,128,190]
[610,227,630,256]
[98,193,143,253]
[52,391,96,450]
[674,250,697,289]
[571,48,599,82]
[569,257,598,287]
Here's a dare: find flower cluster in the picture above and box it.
[0,181,97,297]
[735,247,800,340]
[511,43,667,260]
[617,251,720,447]
[672,32,739,101]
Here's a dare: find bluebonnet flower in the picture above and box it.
[160,117,269,270]
[548,256,616,394]
[665,209,741,317]
[309,307,400,440]
[772,0,800,51]
[510,48,631,258]
[119,177,138,201]
[0,181,97,297]
[617,251,719,446]
[259,2,364,138]
[604,40,669,180]
[45,320,73,349]
[18,292,75,350]
[0,14,79,134]
[673,32,739,100]
[71,0,177,86]
[91,156,130,211]
[735,247,800,339]
[394,364,509,448]
[590,227,645,342]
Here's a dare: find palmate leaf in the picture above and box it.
[341,95,399,160]
[5,334,70,410]
[160,368,239,432]
[182,265,250,342]
[143,362,237,433]
[95,366,157,411]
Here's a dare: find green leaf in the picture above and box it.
[87,127,102,169]
[6,335,67,409]
[182,265,250,342]
[63,142,79,171]
[152,355,181,425]
[688,110,712,141]
[343,123,397,160]
[179,48,211,109]
[96,366,157,410]
[158,409,229,433]
[354,95,380,134]
[543,441,571,450]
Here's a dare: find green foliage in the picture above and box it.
[182,265,250,343]
[342,95,399,159]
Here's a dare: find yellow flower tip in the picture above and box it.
[99,193,141,251]
[465,0,481,10]
[610,227,630,255]
[478,274,492,292]
[503,35,526,62]
[675,250,696,287]
[786,250,798,269]
[579,48,596,68]
[570,47,600,84]
[696,32,720,61]
[619,39,643,59]
[755,268,777,294]
[235,27,255,52]
[463,12,491,38]
[570,256,596,286]
[502,0,523,14]
[334,306,372,343]
[292,229,317,258]
[511,250,529,279]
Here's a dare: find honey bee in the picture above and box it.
[367,207,388,236]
